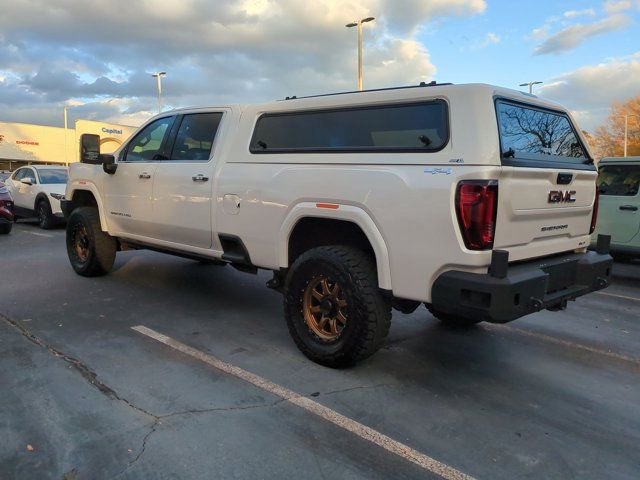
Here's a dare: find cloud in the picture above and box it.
[0,0,487,126]
[533,13,631,55]
[471,32,500,50]
[538,53,640,131]
[604,0,632,13]
[563,8,596,18]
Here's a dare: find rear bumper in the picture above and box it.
[431,235,613,323]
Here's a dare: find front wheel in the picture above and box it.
[66,207,117,277]
[0,221,11,234]
[284,246,391,368]
[37,200,56,229]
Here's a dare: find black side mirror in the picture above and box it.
[80,134,101,164]
[102,155,117,175]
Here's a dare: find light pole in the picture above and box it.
[346,17,375,91]
[63,105,82,166]
[616,114,638,157]
[151,71,167,113]
[519,81,543,94]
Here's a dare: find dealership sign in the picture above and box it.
[102,127,123,135]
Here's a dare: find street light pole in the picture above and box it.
[621,114,638,157]
[519,81,543,94]
[346,17,375,91]
[151,72,167,113]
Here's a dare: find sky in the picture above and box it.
[0,0,638,132]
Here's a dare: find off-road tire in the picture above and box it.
[428,306,482,327]
[37,199,56,230]
[66,207,116,277]
[284,246,391,368]
[0,222,11,234]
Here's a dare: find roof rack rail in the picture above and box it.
[280,81,453,101]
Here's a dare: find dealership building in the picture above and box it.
[0,119,137,171]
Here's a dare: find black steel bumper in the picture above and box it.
[431,235,613,323]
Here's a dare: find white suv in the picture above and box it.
[62,83,613,367]
[5,165,68,229]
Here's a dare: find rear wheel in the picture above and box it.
[284,246,391,368]
[37,200,56,230]
[428,306,482,327]
[66,207,116,277]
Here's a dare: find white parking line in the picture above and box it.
[594,291,640,303]
[25,231,53,238]
[491,325,640,368]
[132,325,475,480]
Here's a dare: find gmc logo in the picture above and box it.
[548,190,576,203]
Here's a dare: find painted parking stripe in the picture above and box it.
[26,231,53,238]
[594,290,640,303]
[491,325,640,368]
[132,325,475,480]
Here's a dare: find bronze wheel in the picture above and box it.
[73,224,90,263]
[302,276,348,341]
[284,246,391,367]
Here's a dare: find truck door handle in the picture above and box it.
[192,174,209,182]
[139,172,151,179]
[619,205,638,211]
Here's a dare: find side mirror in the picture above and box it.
[102,155,117,175]
[20,177,35,185]
[80,134,101,164]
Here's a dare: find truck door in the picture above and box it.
[150,112,224,248]
[594,162,640,244]
[103,116,175,238]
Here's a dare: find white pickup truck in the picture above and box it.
[62,83,613,367]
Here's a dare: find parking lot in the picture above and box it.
[1,222,639,480]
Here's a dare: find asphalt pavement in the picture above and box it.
[1,222,639,480]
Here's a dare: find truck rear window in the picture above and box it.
[597,164,640,196]
[250,101,448,153]
[496,100,590,167]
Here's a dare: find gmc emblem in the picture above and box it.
[548,190,576,203]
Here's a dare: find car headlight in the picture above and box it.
[50,193,65,200]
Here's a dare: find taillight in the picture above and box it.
[590,188,600,234]
[456,181,498,250]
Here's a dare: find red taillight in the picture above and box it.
[456,181,498,250]
[590,188,600,234]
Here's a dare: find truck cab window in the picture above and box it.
[125,117,174,162]
[170,113,223,161]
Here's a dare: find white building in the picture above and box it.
[0,119,137,171]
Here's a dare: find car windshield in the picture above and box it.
[37,169,68,184]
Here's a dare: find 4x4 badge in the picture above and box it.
[548,190,576,203]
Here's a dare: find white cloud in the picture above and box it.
[563,8,596,18]
[0,0,487,126]
[538,54,640,131]
[533,13,630,55]
[471,32,500,50]
[604,0,632,13]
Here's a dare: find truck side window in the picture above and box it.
[170,113,223,161]
[124,117,174,162]
[250,101,448,153]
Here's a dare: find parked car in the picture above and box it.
[0,181,14,234]
[592,156,640,259]
[62,83,612,367]
[4,165,68,229]
[0,171,11,183]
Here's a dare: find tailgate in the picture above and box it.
[493,98,596,261]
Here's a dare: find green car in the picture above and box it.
[592,157,640,259]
